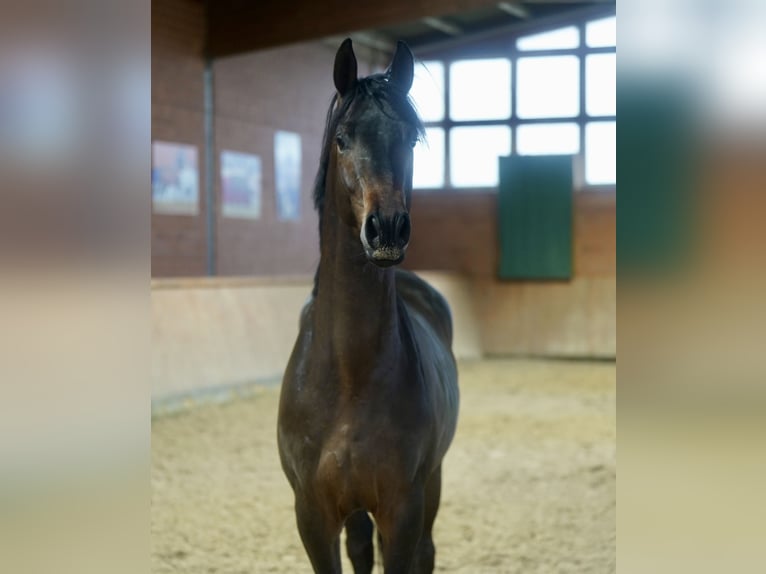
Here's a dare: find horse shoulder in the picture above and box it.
[395,269,453,346]
[395,271,460,458]
[280,292,342,439]
[278,294,322,471]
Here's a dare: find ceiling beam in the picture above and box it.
[322,32,395,66]
[324,31,395,53]
[414,3,615,56]
[422,16,462,36]
[497,2,530,19]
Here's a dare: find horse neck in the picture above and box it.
[314,184,402,367]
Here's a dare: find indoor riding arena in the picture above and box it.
[151,1,616,573]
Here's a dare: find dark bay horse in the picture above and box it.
[277,39,459,574]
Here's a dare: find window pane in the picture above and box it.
[586,54,616,116]
[450,126,511,187]
[449,59,511,121]
[586,16,616,47]
[517,26,579,51]
[413,128,445,189]
[585,121,616,185]
[410,61,444,122]
[517,56,579,119]
[517,123,580,155]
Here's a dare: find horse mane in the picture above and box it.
[311,72,425,296]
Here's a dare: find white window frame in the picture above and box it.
[415,9,616,191]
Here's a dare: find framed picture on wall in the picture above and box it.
[220,150,262,219]
[274,130,302,221]
[151,141,199,215]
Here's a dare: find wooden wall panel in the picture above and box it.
[474,276,615,358]
[151,273,483,400]
[150,271,613,403]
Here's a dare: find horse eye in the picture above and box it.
[410,138,418,149]
[335,135,348,152]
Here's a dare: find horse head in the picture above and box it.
[326,39,423,267]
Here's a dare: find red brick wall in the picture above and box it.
[212,43,377,276]
[404,190,616,279]
[151,0,207,277]
[151,0,381,277]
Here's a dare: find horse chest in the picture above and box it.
[314,419,417,513]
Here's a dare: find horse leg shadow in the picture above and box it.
[345,510,374,574]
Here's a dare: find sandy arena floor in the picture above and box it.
[152,359,615,573]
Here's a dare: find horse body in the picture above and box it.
[277,39,459,574]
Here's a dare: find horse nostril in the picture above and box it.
[364,213,382,248]
[396,213,411,248]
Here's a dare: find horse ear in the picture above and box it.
[387,41,414,93]
[334,38,358,98]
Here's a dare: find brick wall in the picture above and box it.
[212,43,377,276]
[405,190,616,278]
[151,0,382,276]
[151,0,208,277]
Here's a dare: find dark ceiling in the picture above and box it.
[208,0,615,59]
[374,2,605,50]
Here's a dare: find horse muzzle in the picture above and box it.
[361,211,410,267]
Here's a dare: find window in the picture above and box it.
[449,59,511,121]
[410,61,445,122]
[412,11,616,189]
[413,128,445,188]
[586,16,616,48]
[517,123,580,155]
[516,26,579,51]
[450,126,511,187]
[585,122,616,184]
[586,54,616,116]
[517,56,580,119]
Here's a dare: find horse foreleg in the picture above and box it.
[375,491,425,574]
[295,494,343,574]
[345,510,374,574]
[413,466,442,574]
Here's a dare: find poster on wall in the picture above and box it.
[274,130,302,221]
[221,150,262,219]
[151,141,199,215]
